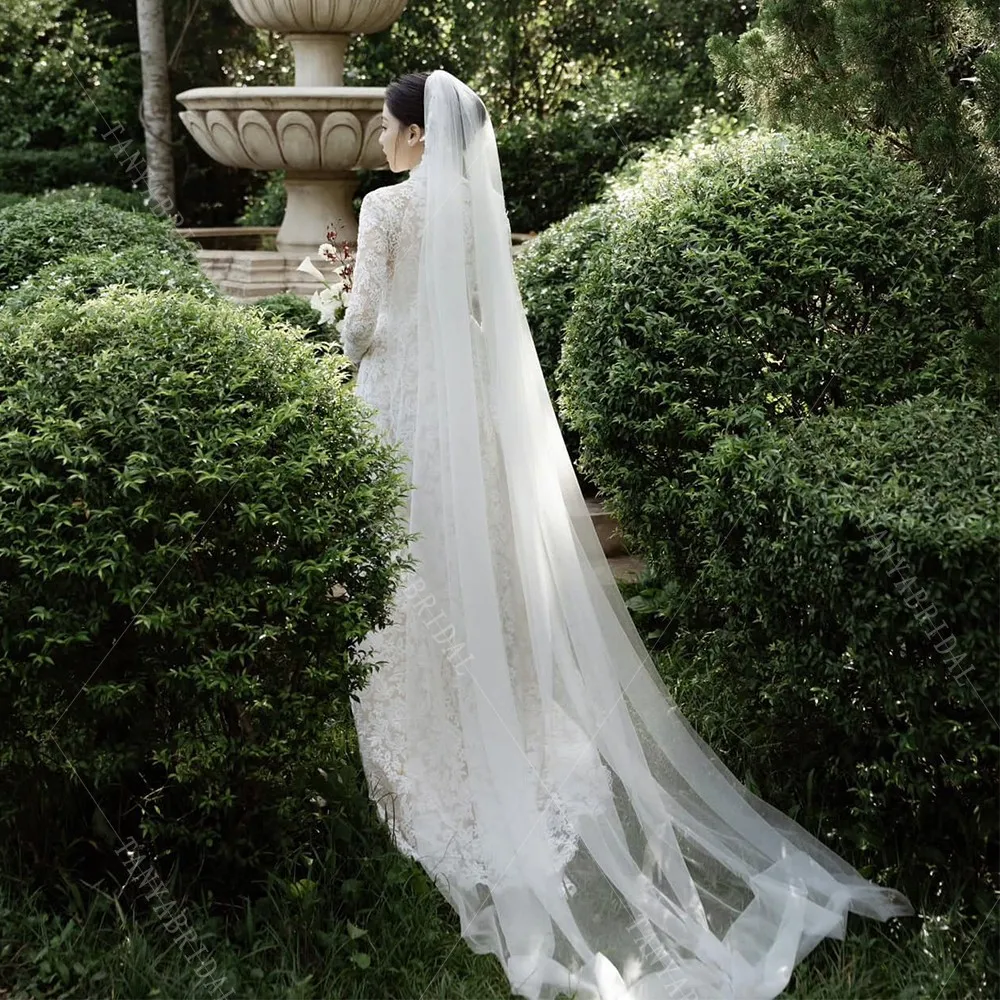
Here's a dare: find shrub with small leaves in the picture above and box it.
[2,246,214,313]
[0,289,412,886]
[648,394,998,904]
[561,128,985,582]
[0,198,196,294]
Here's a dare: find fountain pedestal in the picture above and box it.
[279,172,357,257]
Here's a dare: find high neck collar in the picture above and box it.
[408,157,427,181]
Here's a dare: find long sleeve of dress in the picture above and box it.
[341,191,394,365]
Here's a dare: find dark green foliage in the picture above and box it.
[966,217,1000,408]
[0,1,139,152]
[350,1,755,120]
[0,146,128,196]
[252,292,326,336]
[561,129,983,582]
[0,199,195,293]
[2,246,213,313]
[710,0,1000,256]
[497,74,693,233]
[0,289,413,884]
[515,106,750,401]
[238,171,289,227]
[642,395,998,902]
[251,292,340,355]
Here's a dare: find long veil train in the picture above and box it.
[390,68,912,1000]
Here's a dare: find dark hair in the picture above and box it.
[385,72,431,130]
[385,71,488,136]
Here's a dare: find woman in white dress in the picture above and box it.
[339,69,912,1000]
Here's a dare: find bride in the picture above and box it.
[337,69,912,1000]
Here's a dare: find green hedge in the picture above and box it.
[3,246,213,313]
[638,395,998,900]
[0,145,128,196]
[515,204,611,394]
[561,129,983,583]
[0,290,412,885]
[513,108,750,467]
[0,199,195,293]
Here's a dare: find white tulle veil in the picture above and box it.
[400,68,912,1000]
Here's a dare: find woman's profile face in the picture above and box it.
[379,101,424,173]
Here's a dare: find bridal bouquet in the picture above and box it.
[297,229,354,335]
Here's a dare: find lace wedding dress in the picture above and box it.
[344,156,611,895]
[337,71,912,1000]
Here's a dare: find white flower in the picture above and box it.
[318,242,337,259]
[297,256,327,283]
[310,288,339,326]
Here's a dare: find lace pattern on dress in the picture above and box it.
[344,167,614,896]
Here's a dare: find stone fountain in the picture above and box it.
[176,0,408,299]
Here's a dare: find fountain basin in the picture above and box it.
[176,86,386,172]
[230,0,407,34]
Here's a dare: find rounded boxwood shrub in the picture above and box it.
[2,246,214,313]
[512,108,750,473]
[0,289,412,885]
[0,198,196,294]
[561,129,984,582]
[640,394,998,901]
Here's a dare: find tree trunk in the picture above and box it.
[136,0,177,216]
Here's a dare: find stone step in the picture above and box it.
[608,554,646,583]
[587,498,627,558]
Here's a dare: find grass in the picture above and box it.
[1,821,996,999]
